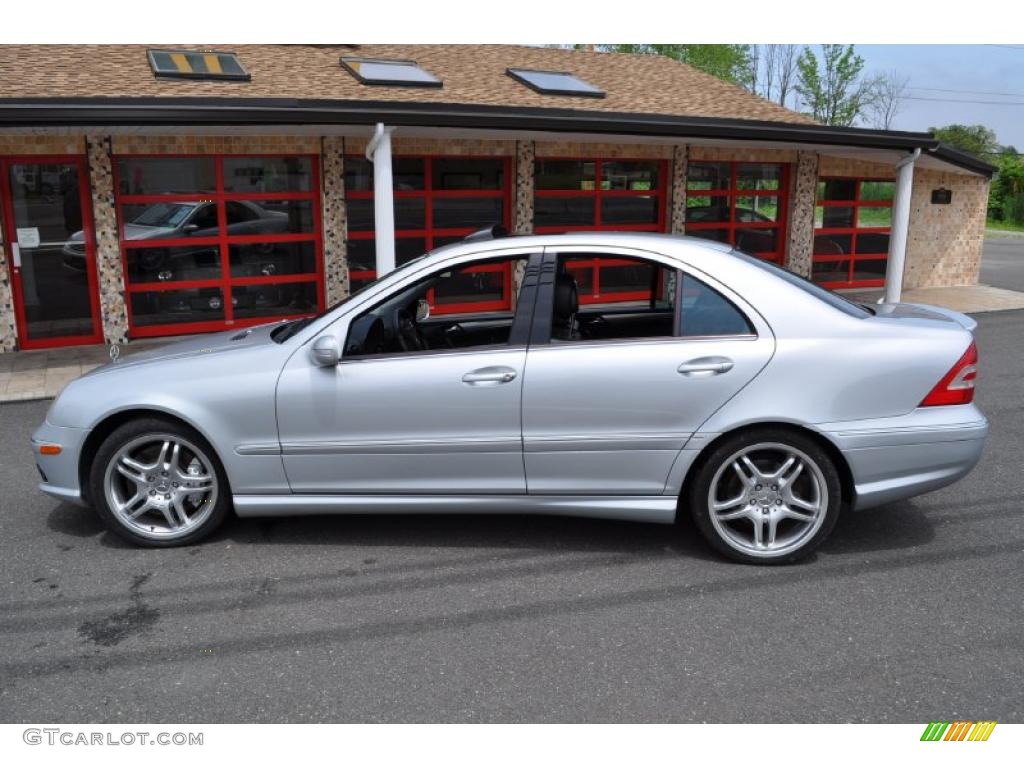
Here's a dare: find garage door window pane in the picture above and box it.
[601,196,659,225]
[812,261,850,283]
[535,160,596,190]
[857,206,892,228]
[131,288,225,326]
[535,196,596,227]
[433,197,504,229]
[223,157,312,193]
[814,233,853,255]
[737,164,782,191]
[231,281,319,320]
[686,197,730,224]
[816,205,855,228]
[855,232,890,254]
[736,196,780,222]
[735,228,779,254]
[118,157,216,196]
[687,162,730,191]
[601,161,659,191]
[126,245,222,284]
[229,241,318,277]
[817,179,857,201]
[433,158,505,190]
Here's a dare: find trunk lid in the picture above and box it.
[870,302,977,332]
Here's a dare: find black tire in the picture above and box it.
[687,427,842,565]
[88,417,230,548]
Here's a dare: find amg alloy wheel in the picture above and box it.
[89,418,229,546]
[689,430,841,564]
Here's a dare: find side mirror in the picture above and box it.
[182,224,199,235]
[415,298,430,323]
[309,335,341,367]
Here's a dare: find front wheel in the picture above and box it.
[688,429,841,564]
[88,418,230,547]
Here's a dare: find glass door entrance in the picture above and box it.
[1,157,102,348]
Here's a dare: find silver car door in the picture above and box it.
[522,246,775,495]
[275,251,539,494]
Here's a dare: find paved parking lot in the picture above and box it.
[0,308,1021,723]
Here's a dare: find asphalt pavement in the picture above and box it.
[0,314,1022,723]
[981,236,1024,292]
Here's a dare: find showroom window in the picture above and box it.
[685,161,789,264]
[812,177,894,288]
[344,155,512,314]
[114,155,322,337]
[533,158,668,303]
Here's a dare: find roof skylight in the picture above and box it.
[341,57,442,88]
[506,68,605,98]
[147,49,250,81]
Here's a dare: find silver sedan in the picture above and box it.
[32,232,988,563]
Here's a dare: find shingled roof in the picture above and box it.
[0,44,816,125]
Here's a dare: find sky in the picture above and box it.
[854,45,1024,150]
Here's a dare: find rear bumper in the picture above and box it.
[819,405,988,510]
[31,420,90,507]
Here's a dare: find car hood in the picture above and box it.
[83,323,284,376]
[872,302,977,332]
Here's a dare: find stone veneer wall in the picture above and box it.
[86,136,129,344]
[688,147,799,163]
[513,140,535,235]
[669,145,688,234]
[110,135,320,155]
[785,151,819,277]
[321,136,349,305]
[534,141,672,160]
[904,168,990,289]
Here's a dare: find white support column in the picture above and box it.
[366,123,396,276]
[883,148,921,304]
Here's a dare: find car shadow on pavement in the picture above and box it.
[47,498,944,561]
[820,500,936,555]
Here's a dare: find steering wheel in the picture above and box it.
[394,307,426,352]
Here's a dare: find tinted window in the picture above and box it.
[679,275,754,337]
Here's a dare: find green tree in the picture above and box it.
[990,151,1024,224]
[794,45,877,126]
[600,44,753,86]
[929,124,1000,158]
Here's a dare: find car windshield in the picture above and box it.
[271,254,431,343]
[131,202,196,228]
[730,249,873,319]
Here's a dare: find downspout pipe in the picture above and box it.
[365,123,396,276]
[883,147,921,304]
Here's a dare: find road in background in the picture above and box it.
[981,236,1024,292]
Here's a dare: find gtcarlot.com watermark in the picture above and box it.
[23,728,203,746]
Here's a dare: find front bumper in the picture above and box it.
[31,420,90,507]
[819,405,988,510]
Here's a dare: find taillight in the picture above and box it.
[920,341,978,407]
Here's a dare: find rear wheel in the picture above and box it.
[688,429,841,564]
[88,418,229,547]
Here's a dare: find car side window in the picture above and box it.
[344,255,529,359]
[550,253,677,342]
[678,273,754,337]
[190,203,219,230]
[225,201,258,224]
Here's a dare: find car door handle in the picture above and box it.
[677,357,734,376]
[462,366,518,385]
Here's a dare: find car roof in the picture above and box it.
[427,231,735,265]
